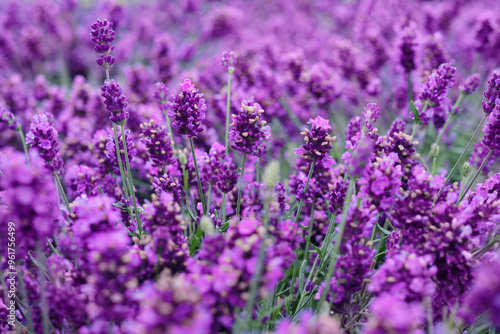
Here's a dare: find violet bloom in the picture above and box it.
[64,165,99,198]
[139,119,174,169]
[101,80,129,125]
[462,261,500,324]
[362,103,381,133]
[274,182,290,213]
[166,79,206,138]
[0,149,58,259]
[294,116,335,168]
[221,50,236,73]
[365,294,425,334]
[418,63,456,107]
[459,73,481,95]
[25,113,63,173]
[152,174,182,203]
[481,101,500,154]
[275,311,341,334]
[217,157,238,194]
[90,19,116,70]
[482,73,500,115]
[229,98,271,157]
[328,179,349,215]
[397,20,418,74]
[0,107,20,130]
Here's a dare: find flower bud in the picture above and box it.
[463,162,470,177]
[430,143,439,158]
[263,159,280,189]
[200,215,215,235]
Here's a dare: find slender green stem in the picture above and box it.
[236,153,247,219]
[434,114,488,204]
[411,103,428,141]
[221,193,228,223]
[112,123,130,199]
[120,124,143,235]
[293,159,316,228]
[225,73,232,154]
[407,72,413,114]
[36,243,51,334]
[54,174,72,214]
[457,150,493,205]
[18,128,30,166]
[318,179,354,309]
[431,157,437,176]
[189,138,207,215]
[207,184,212,213]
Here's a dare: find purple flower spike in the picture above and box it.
[90,19,116,70]
[482,73,500,115]
[362,103,381,133]
[0,107,20,131]
[139,119,174,169]
[481,101,500,154]
[397,20,418,74]
[221,50,236,73]
[460,73,481,95]
[229,98,271,157]
[101,80,129,125]
[166,79,206,138]
[217,157,238,194]
[26,114,63,174]
[274,182,290,213]
[294,116,335,168]
[418,63,456,107]
[152,174,182,203]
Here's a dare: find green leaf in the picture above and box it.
[298,260,307,292]
[410,101,422,125]
[305,236,322,259]
[377,223,392,235]
[218,222,230,233]
[189,235,202,256]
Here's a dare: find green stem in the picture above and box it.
[407,72,413,114]
[54,174,72,214]
[112,123,130,199]
[18,128,30,166]
[207,184,212,213]
[293,159,316,228]
[225,73,232,154]
[120,124,143,235]
[221,193,228,223]
[318,178,354,309]
[457,150,493,205]
[189,137,207,215]
[236,153,247,219]
[431,156,437,176]
[411,104,428,141]
[434,114,488,204]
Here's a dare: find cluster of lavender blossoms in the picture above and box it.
[2,1,500,333]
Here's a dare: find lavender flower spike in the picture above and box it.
[459,73,481,95]
[90,19,116,70]
[101,80,129,125]
[418,63,456,107]
[166,79,207,138]
[295,116,336,168]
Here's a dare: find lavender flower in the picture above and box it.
[362,103,381,133]
[418,63,456,107]
[90,19,116,70]
[166,79,206,137]
[295,116,335,168]
[152,174,182,203]
[328,179,349,215]
[229,98,271,157]
[217,157,238,193]
[221,50,236,74]
[26,113,63,173]
[482,73,500,115]
[397,20,418,74]
[274,182,290,213]
[139,119,174,169]
[481,101,500,154]
[459,73,481,95]
[0,107,20,130]
[101,80,129,125]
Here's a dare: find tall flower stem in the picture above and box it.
[456,150,493,205]
[120,124,143,235]
[293,159,316,228]
[235,153,247,219]
[407,72,413,114]
[318,178,354,309]
[225,72,232,154]
[426,93,464,161]
[189,137,207,215]
[54,174,72,214]
[221,194,228,223]
[112,124,130,199]
[434,114,488,204]
[18,128,30,166]
[411,103,428,141]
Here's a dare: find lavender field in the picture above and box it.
[1,0,500,333]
